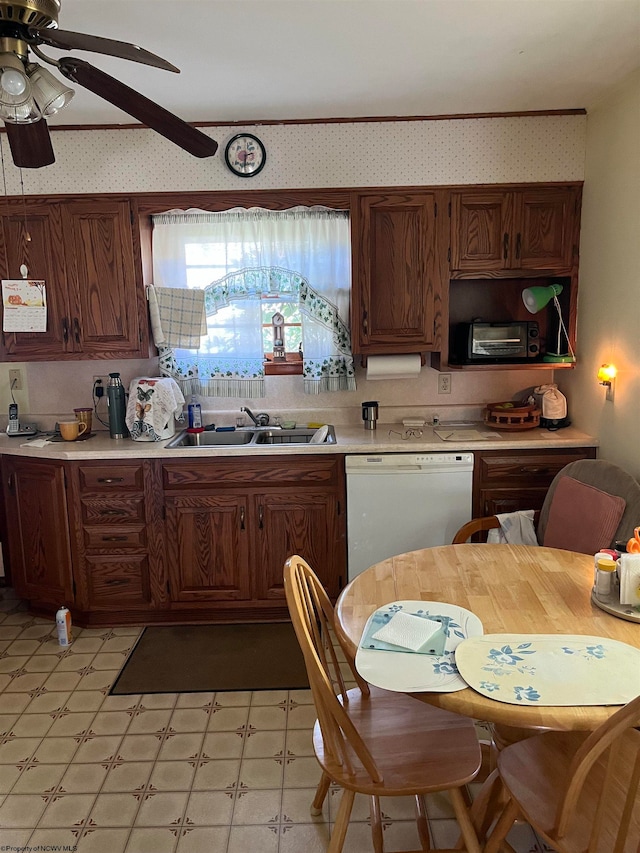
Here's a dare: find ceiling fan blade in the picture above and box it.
[29,27,179,73]
[58,58,218,159]
[4,120,55,168]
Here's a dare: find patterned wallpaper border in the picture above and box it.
[0,114,586,197]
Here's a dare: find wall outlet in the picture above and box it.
[9,369,23,391]
[93,376,109,399]
[437,373,452,394]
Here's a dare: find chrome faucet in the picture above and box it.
[240,407,270,427]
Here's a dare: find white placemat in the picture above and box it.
[355,601,483,693]
[455,634,640,706]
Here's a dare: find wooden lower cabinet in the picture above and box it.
[165,494,251,603]
[473,447,597,517]
[1,456,74,608]
[161,456,345,619]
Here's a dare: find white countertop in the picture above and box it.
[0,424,598,461]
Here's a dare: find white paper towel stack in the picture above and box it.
[366,354,422,380]
[618,553,640,606]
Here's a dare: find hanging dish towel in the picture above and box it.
[126,377,185,441]
[147,285,207,349]
[486,510,539,546]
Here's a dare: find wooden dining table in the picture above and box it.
[335,543,640,741]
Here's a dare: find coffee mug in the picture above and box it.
[59,419,88,441]
[73,407,92,435]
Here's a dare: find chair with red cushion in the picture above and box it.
[453,458,640,553]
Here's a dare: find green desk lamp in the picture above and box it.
[521,283,575,364]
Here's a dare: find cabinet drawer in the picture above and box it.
[84,555,151,608]
[78,465,144,491]
[83,525,146,549]
[163,456,341,489]
[81,497,145,524]
[477,451,593,485]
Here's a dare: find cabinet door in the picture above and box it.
[353,191,442,353]
[516,188,578,270]
[0,203,70,358]
[1,457,74,605]
[450,191,512,271]
[165,494,251,602]
[62,200,146,356]
[253,491,342,600]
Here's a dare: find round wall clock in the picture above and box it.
[224,133,266,177]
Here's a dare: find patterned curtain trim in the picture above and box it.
[157,346,266,398]
[302,356,357,394]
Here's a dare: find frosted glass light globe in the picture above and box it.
[1,67,27,96]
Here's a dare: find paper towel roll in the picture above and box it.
[366,354,422,380]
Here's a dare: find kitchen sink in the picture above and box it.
[165,430,256,448]
[165,425,336,449]
[254,427,336,445]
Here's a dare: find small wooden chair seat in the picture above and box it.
[284,554,483,853]
[485,695,640,853]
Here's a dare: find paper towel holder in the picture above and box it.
[360,353,427,368]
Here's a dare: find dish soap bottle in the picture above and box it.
[188,395,202,429]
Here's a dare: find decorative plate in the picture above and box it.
[355,601,483,693]
[455,633,640,706]
[224,133,266,177]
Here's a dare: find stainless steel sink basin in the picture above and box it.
[165,425,336,449]
[165,430,256,448]
[254,427,336,445]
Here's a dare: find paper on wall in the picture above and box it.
[2,279,47,332]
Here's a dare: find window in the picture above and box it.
[150,207,356,397]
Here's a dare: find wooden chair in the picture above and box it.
[483,693,640,853]
[453,458,640,548]
[283,554,483,853]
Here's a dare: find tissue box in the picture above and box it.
[618,554,640,605]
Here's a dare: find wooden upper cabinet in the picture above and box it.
[0,197,147,361]
[451,186,580,274]
[62,201,145,357]
[352,191,446,354]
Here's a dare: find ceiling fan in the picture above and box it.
[0,0,218,168]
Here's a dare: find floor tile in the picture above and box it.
[88,792,140,827]
[59,762,109,793]
[185,789,235,825]
[201,731,244,760]
[168,707,211,733]
[191,758,242,791]
[75,828,130,853]
[10,764,66,794]
[118,733,163,762]
[125,827,178,853]
[227,824,279,853]
[38,792,96,827]
[156,732,204,762]
[175,826,229,852]
[126,708,173,735]
[134,791,189,827]
[238,757,284,789]
[0,793,49,826]
[102,761,154,793]
[231,788,281,825]
[148,760,197,792]
[242,729,286,759]
[278,822,332,853]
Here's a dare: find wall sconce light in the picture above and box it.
[598,363,617,402]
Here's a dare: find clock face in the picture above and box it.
[224,133,266,177]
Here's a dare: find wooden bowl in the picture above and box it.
[484,401,541,430]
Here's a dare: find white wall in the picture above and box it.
[560,71,640,476]
[0,114,587,429]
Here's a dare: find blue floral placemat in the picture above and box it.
[455,634,640,705]
[355,601,484,693]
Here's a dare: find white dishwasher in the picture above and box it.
[346,452,474,579]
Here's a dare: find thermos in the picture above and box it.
[362,400,379,430]
[56,606,72,646]
[106,373,128,439]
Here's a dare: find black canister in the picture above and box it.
[106,373,128,439]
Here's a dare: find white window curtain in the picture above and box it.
[151,207,356,397]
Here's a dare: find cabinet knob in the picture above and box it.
[258,505,264,529]
[100,509,126,516]
[97,478,124,483]
[101,535,128,541]
[62,317,69,344]
[73,317,80,344]
[239,506,245,530]
[515,232,522,260]
[503,232,509,260]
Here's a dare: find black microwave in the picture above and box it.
[454,321,540,363]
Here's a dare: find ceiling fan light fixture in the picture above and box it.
[0,52,32,107]
[27,62,74,116]
[0,96,40,123]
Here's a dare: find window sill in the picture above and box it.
[264,355,303,376]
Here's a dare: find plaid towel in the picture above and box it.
[147,285,207,349]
